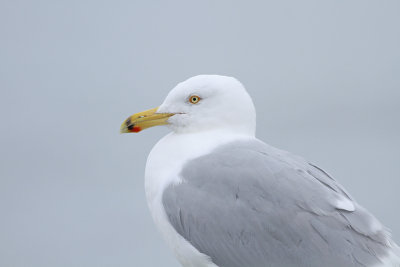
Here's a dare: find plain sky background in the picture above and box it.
[1,1,399,266]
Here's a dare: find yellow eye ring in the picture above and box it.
[189,95,201,104]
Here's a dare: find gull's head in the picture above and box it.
[120,75,256,136]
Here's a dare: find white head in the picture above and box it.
[158,75,256,135]
[121,75,256,136]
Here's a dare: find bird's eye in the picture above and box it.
[189,95,201,104]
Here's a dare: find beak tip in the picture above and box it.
[120,123,129,134]
[120,124,142,134]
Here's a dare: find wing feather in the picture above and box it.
[162,139,395,267]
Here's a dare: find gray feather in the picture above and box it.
[162,139,396,267]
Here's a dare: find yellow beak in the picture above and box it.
[120,107,174,133]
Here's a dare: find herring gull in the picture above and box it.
[120,75,400,267]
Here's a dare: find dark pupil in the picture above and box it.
[192,97,197,101]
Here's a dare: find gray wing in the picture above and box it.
[162,139,397,267]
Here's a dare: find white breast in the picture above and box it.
[144,130,251,267]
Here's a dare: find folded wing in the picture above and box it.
[162,139,398,267]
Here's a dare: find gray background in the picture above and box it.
[1,0,399,266]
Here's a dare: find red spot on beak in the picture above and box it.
[131,126,142,133]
